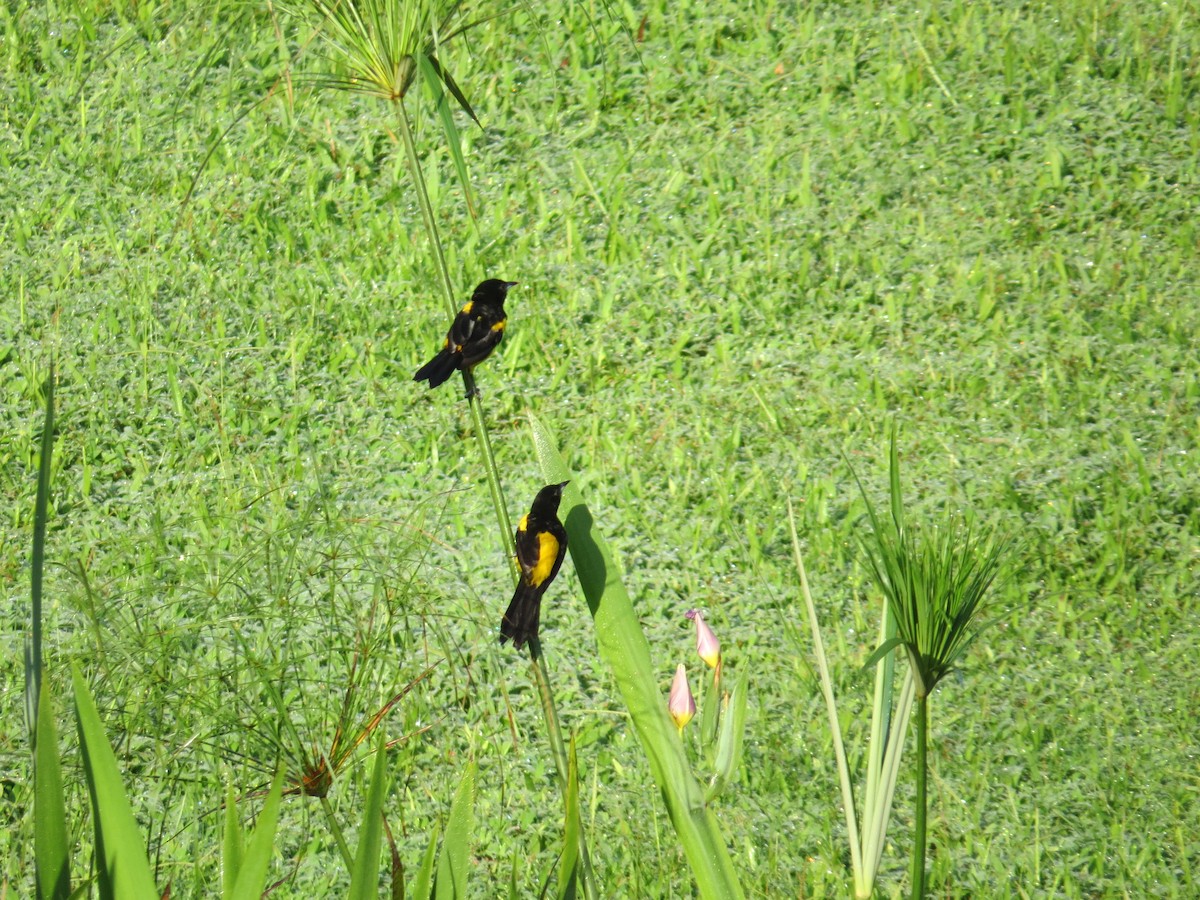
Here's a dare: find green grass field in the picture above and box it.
[3,0,1198,895]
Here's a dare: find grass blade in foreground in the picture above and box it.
[529,413,744,900]
[348,737,389,900]
[434,760,476,899]
[222,782,243,897]
[25,362,54,738]
[411,821,440,900]
[557,736,581,899]
[72,665,159,900]
[35,677,70,900]
[229,768,285,900]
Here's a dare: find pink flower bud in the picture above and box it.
[668,664,696,733]
[686,609,721,669]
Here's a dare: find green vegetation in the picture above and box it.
[3,0,1198,895]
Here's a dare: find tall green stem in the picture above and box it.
[910,695,928,899]
[529,638,598,900]
[467,391,514,562]
[393,98,514,562]
[391,93,588,895]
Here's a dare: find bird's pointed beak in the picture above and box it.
[504,281,519,289]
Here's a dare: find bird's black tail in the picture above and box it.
[500,583,541,650]
[413,348,458,388]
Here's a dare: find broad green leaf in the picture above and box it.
[348,738,390,899]
[529,413,743,900]
[72,666,158,900]
[556,737,580,900]
[229,767,285,900]
[35,676,70,900]
[434,760,475,900]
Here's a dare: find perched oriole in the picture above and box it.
[413,279,516,394]
[500,481,570,650]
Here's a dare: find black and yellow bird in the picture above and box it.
[413,279,517,394]
[500,481,570,650]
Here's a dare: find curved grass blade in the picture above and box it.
[411,820,440,900]
[788,499,865,888]
[425,53,480,125]
[529,413,743,900]
[71,666,159,900]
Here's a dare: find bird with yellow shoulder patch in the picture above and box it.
[413,279,516,396]
[500,481,570,650]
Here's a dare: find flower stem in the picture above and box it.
[909,694,928,899]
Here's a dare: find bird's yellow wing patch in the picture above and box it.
[490,319,506,333]
[531,532,560,586]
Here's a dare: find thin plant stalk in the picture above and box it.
[910,695,928,899]
[322,795,355,869]
[393,98,515,563]
[528,637,598,900]
[787,500,862,883]
[391,65,591,900]
[303,10,587,883]
[788,497,914,898]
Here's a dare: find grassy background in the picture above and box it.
[3,0,1198,895]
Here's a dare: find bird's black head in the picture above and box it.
[532,480,570,514]
[474,279,518,305]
